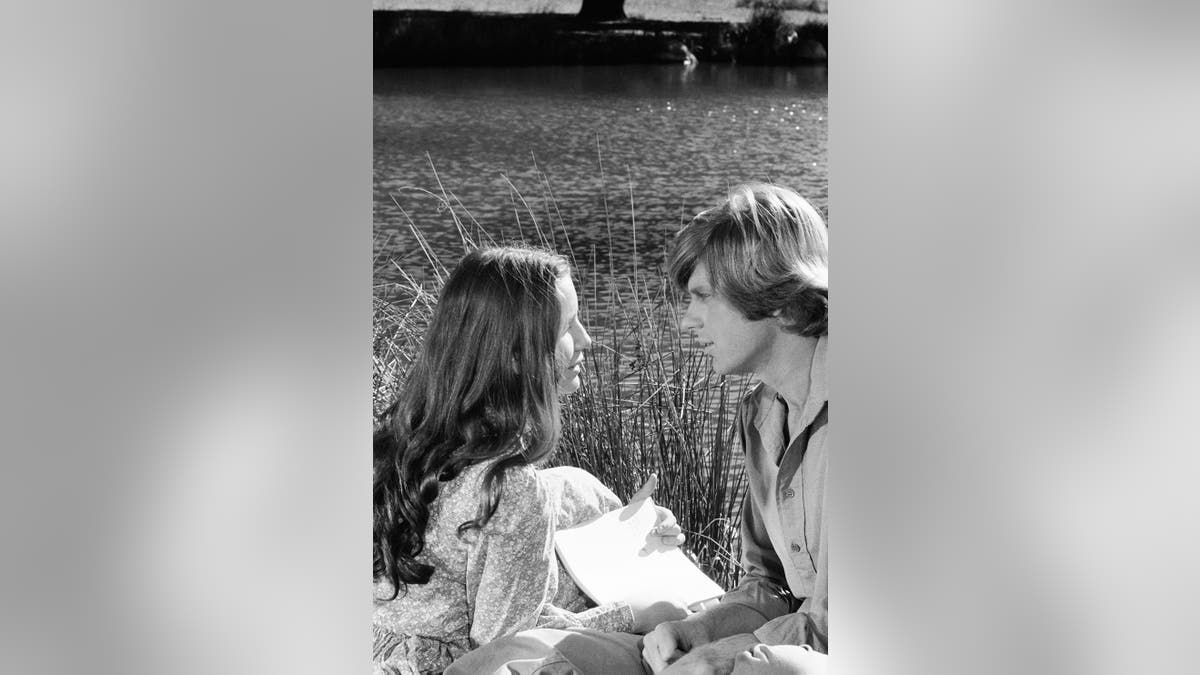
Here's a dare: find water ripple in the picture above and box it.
[375,64,827,286]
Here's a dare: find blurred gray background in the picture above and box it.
[3,1,1200,674]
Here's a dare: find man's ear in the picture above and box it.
[772,309,799,331]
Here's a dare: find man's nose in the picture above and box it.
[679,307,700,333]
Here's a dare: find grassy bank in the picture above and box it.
[373,172,753,589]
[373,7,826,66]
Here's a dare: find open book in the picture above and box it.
[554,497,725,612]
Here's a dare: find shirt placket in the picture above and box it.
[764,396,814,583]
[777,439,813,579]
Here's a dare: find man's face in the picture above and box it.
[680,262,777,376]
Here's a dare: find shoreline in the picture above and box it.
[373,10,827,67]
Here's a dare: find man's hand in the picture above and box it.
[659,633,759,675]
[643,603,770,673]
[642,618,716,673]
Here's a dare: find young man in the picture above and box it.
[642,183,829,674]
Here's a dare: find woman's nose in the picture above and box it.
[576,324,592,351]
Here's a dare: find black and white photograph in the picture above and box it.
[7,2,1200,675]
[372,1,828,672]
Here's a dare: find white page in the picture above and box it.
[555,497,725,611]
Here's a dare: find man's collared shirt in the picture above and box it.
[719,334,829,652]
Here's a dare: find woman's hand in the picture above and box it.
[629,473,687,550]
[650,505,686,549]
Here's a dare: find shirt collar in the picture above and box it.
[752,334,828,435]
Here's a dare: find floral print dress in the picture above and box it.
[373,463,636,675]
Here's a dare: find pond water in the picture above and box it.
[374,64,827,290]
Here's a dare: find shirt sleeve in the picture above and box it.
[739,414,830,652]
[751,600,827,653]
[749,492,828,652]
[751,421,829,652]
[466,466,558,647]
[714,486,796,624]
[698,400,797,641]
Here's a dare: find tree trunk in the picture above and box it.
[577,0,626,21]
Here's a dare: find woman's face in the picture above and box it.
[554,274,592,395]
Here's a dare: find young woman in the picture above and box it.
[373,246,687,675]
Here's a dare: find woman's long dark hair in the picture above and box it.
[374,246,569,599]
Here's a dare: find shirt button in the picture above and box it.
[783,488,795,498]
[791,543,802,552]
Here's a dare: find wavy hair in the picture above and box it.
[373,246,570,599]
[667,183,828,336]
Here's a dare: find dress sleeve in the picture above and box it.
[536,601,635,633]
[465,466,558,647]
[537,465,623,529]
[534,467,635,632]
[466,465,637,645]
